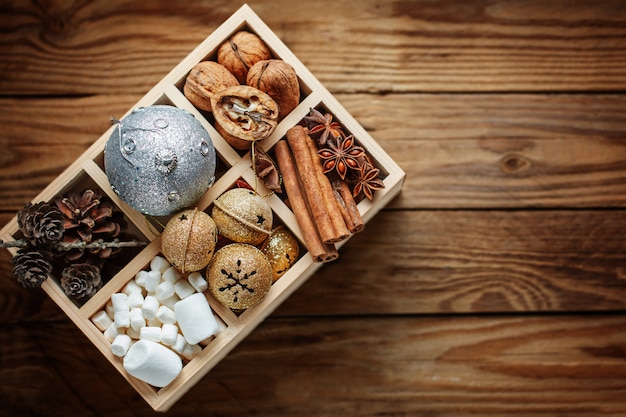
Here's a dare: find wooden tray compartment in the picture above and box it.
[0,4,405,412]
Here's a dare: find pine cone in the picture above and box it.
[12,248,53,288]
[17,202,65,246]
[60,263,102,301]
[54,189,122,261]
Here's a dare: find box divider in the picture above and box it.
[193,161,251,212]
[162,83,243,167]
[81,159,161,241]
[79,239,162,318]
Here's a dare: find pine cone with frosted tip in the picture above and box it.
[12,248,53,288]
[17,202,65,247]
[55,189,122,261]
[61,263,102,301]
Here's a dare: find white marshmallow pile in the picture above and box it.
[91,255,221,387]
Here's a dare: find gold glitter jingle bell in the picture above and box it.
[161,208,217,273]
[207,243,273,310]
[104,105,216,216]
[261,226,300,282]
[212,187,272,246]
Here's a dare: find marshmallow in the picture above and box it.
[144,270,161,293]
[160,294,179,311]
[150,256,170,273]
[162,266,182,283]
[111,334,132,357]
[126,326,141,340]
[111,293,129,312]
[135,270,149,287]
[147,316,162,327]
[160,323,179,346]
[187,271,208,293]
[105,300,115,319]
[114,309,130,329]
[123,340,182,387]
[156,281,175,301]
[141,295,159,320]
[175,293,219,345]
[104,322,121,343]
[172,334,187,354]
[92,310,113,332]
[181,343,202,360]
[128,291,144,308]
[174,279,196,299]
[139,326,162,343]
[217,319,227,333]
[123,280,143,295]
[156,305,176,325]
[130,307,146,331]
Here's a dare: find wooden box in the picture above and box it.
[0,4,405,412]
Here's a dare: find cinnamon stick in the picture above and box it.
[286,125,342,244]
[332,176,365,234]
[332,186,356,232]
[304,135,350,242]
[274,140,338,263]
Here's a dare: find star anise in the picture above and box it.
[349,165,385,201]
[317,135,364,180]
[304,108,344,146]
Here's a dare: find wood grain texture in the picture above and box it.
[2,0,626,415]
[1,0,626,95]
[3,209,626,322]
[2,315,626,416]
[0,95,137,208]
[2,93,626,211]
[342,93,626,209]
[278,209,626,315]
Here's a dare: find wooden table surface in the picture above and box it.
[2,1,626,416]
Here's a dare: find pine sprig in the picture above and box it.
[7,195,147,294]
[0,238,146,251]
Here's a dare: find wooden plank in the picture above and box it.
[278,209,626,315]
[2,315,626,416]
[2,1,626,95]
[340,93,626,209]
[2,94,626,211]
[4,209,626,323]
[0,95,138,209]
[0,321,104,416]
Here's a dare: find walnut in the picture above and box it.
[211,85,279,150]
[247,59,300,120]
[183,61,239,112]
[217,31,272,84]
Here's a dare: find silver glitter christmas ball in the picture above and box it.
[104,105,216,216]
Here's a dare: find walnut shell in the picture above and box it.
[217,31,272,84]
[211,85,279,150]
[183,61,239,112]
[247,59,300,120]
